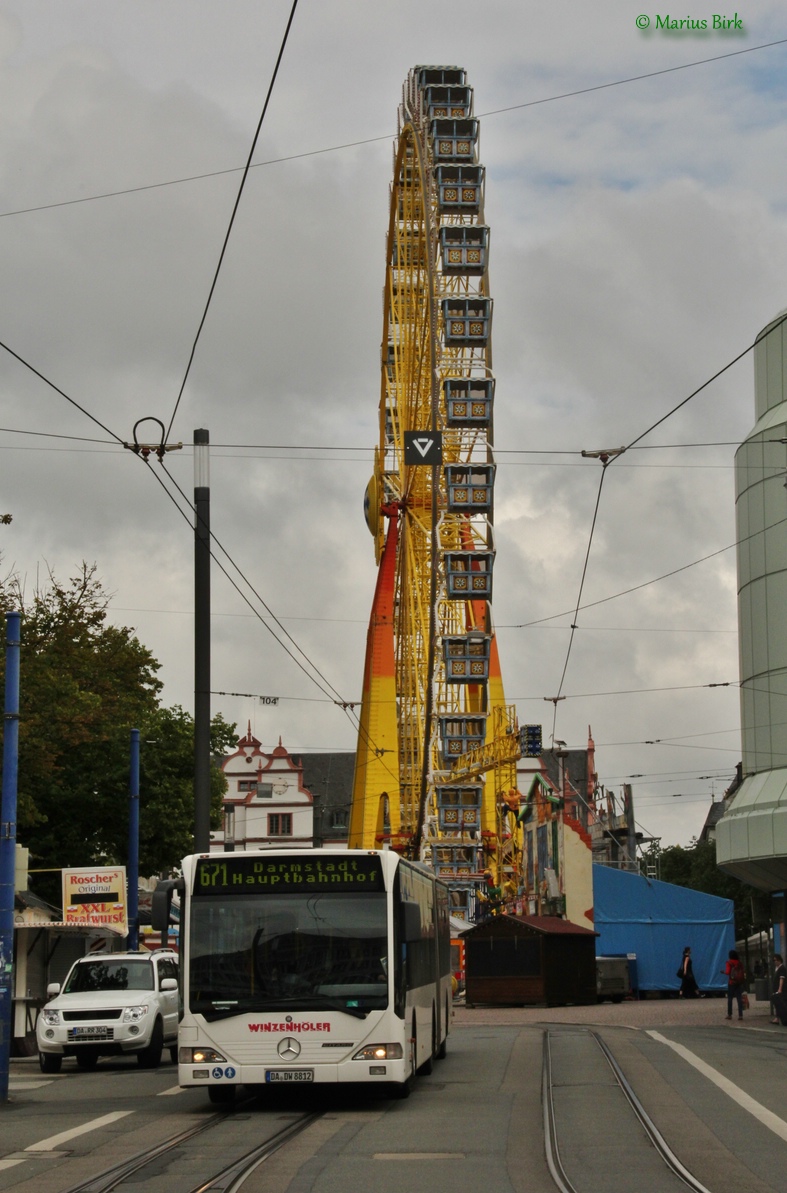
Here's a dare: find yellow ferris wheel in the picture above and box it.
[350,66,520,915]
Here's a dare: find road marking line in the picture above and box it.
[157,1085,184,1096]
[6,1153,68,1161]
[25,1111,133,1152]
[648,1030,787,1143]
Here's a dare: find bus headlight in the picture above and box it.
[180,1047,227,1064]
[352,1043,404,1061]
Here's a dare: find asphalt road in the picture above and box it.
[2,997,786,1193]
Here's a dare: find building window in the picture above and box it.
[268,813,292,837]
[330,810,347,830]
[256,783,273,799]
[238,780,256,792]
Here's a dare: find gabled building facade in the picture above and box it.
[216,727,314,851]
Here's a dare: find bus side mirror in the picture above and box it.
[401,901,422,943]
[152,879,182,933]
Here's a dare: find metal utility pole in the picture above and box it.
[128,729,140,951]
[194,429,211,853]
[0,610,21,1103]
[623,783,637,871]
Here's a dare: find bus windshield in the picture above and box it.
[189,892,388,1019]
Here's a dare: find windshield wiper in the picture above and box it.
[197,994,371,1021]
[252,996,370,1020]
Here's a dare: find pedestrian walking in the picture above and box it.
[677,946,698,998]
[771,953,787,1026]
[723,949,745,1020]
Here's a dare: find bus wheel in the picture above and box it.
[388,1077,411,1100]
[436,998,449,1060]
[208,1085,236,1106]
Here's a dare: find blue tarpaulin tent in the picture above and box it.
[593,864,735,992]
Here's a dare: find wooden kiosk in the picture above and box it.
[464,914,598,1006]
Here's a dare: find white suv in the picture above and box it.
[36,950,179,1073]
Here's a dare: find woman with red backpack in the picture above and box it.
[723,949,746,1020]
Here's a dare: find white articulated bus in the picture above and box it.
[153,849,451,1103]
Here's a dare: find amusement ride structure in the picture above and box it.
[349,66,538,919]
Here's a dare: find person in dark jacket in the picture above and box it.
[723,949,745,1020]
[771,954,787,1025]
[678,946,698,997]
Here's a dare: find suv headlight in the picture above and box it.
[41,1009,61,1026]
[122,1005,149,1023]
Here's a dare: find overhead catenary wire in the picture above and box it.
[5,39,781,819]
[144,460,342,705]
[0,424,750,461]
[481,37,787,117]
[0,335,763,659]
[0,336,748,725]
[514,680,737,702]
[544,312,787,744]
[0,339,124,444]
[546,462,609,741]
[1,37,785,221]
[164,0,300,442]
[159,460,352,709]
[0,10,399,784]
[513,516,783,628]
[622,311,787,453]
[126,448,402,790]
[147,460,401,789]
[198,676,743,709]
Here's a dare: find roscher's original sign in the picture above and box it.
[62,867,128,935]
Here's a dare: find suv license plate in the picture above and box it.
[69,1027,109,1040]
[265,1069,314,1083]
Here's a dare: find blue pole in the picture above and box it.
[0,611,21,1103]
[128,729,139,951]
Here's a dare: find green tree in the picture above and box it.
[0,564,235,901]
[658,838,770,935]
[136,705,237,874]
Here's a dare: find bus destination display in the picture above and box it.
[194,854,385,895]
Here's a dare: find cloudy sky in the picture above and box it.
[1,0,786,849]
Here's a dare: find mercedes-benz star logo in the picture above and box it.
[277,1036,301,1060]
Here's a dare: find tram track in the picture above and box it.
[542,1028,713,1193]
[58,1104,321,1193]
[188,1112,320,1193]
